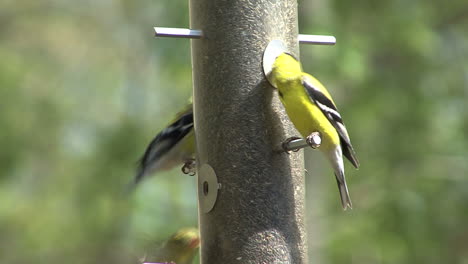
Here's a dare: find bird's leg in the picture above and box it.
[282,136,303,153]
[181,159,197,176]
[306,131,322,149]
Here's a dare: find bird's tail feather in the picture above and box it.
[122,168,146,195]
[133,166,146,186]
[335,175,352,210]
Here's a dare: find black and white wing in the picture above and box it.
[302,76,359,168]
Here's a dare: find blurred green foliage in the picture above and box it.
[0,0,467,263]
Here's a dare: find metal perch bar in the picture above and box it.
[154,27,203,39]
[154,27,336,45]
[282,132,322,152]
[298,34,336,45]
[283,138,309,152]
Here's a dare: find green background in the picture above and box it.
[1,0,467,263]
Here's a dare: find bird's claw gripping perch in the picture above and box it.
[306,131,321,149]
[282,136,303,153]
[182,159,197,176]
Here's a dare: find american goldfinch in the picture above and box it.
[134,103,195,186]
[268,53,359,210]
[141,227,200,264]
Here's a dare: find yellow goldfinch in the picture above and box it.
[268,53,359,209]
[141,227,200,264]
[133,103,195,186]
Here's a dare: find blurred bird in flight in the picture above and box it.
[132,103,195,188]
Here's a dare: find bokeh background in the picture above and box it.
[1,0,467,263]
